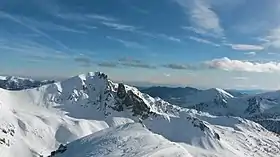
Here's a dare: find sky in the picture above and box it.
[1,0,280,90]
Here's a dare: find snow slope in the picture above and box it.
[0,72,280,157]
[55,123,193,157]
[145,86,280,134]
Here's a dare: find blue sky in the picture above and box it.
[1,0,280,89]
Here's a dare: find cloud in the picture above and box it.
[163,63,199,70]
[121,62,156,69]
[175,0,224,37]
[232,77,248,80]
[99,20,181,43]
[158,34,181,42]
[245,52,256,56]
[97,58,156,69]
[0,38,70,60]
[15,16,87,34]
[164,73,171,77]
[182,26,208,36]
[118,57,141,63]
[86,14,117,22]
[107,36,145,49]
[80,24,97,29]
[228,44,264,51]
[74,57,92,66]
[53,25,87,34]
[102,22,137,32]
[57,13,116,22]
[0,11,69,50]
[58,12,182,44]
[264,26,280,49]
[206,57,280,72]
[118,58,156,69]
[188,36,220,47]
[97,62,118,68]
[164,64,188,70]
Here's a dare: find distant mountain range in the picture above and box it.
[140,86,280,133]
[0,76,55,90]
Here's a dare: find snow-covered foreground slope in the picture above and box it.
[55,123,192,157]
[0,72,280,157]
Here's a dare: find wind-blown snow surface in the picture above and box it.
[0,72,280,157]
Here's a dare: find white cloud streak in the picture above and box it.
[106,36,145,49]
[102,22,137,32]
[175,0,224,37]
[57,13,117,22]
[0,11,69,50]
[229,44,264,51]
[245,52,256,56]
[265,26,280,49]
[232,77,248,80]
[189,36,220,47]
[206,57,280,72]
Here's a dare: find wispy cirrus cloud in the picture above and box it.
[97,62,119,68]
[56,13,117,22]
[163,64,189,70]
[264,26,280,49]
[175,0,224,38]
[79,24,97,29]
[163,63,199,70]
[106,36,146,49]
[158,34,181,42]
[74,56,92,67]
[206,57,280,72]
[121,62,156,69]
[0,11,69,50]
[182,26,208,36]
[118,57,156,69]
[102,21,137,32]
[97,58,156,69]
[55,10,182,43]
[228,44,264,51]
[188,36,220,47]
[86,14,117,22]
[0,37,71,61]
[245,51,256,56]
[14,16,88,34]
[232,76,248,80]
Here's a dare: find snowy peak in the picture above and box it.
[184,88,233,108]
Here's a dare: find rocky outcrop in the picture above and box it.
[115,83,152,120]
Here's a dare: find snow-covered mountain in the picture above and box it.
[141,86,246,106]
[142,86,280,134]
[141,86,200,105]
[0,76,55,90]
[0,72,280,157]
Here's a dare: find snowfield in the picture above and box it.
[0,72,280,157]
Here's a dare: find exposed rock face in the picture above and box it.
[0,124,15,147]
[245,97,262,115]
[116,83,126,99]
[115,83,151,120]
[255,119,280,134]
[47,144,67,157]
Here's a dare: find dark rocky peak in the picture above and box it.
[115,83,151,120]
